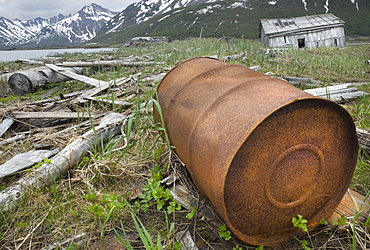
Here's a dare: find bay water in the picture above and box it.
[0,47,117,62]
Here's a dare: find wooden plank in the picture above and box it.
[304,84,353,97]
[73,77,130,103]
[28,90,85,105]
[0,148,60,179]
[357,128,370,152]
[329,91,366,102]
[83,96,133,106]
[281,76,321,86]
[0,118,14,137]
[304,84,367,102]
[45,64,106,87]
[327,189,370,224]
[9,112,97,119]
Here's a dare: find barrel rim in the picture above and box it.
[156,57,222,89]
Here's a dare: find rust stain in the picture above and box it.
[154,57,358,246]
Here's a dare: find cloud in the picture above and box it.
[0,0,135,20]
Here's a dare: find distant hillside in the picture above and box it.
[91,0,370,43]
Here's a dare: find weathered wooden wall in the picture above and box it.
[264,26,345,49]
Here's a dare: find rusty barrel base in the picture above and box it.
[155,57,358,246]
[224,99,357,246]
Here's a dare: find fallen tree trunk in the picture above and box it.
[8,67,83,96]
[0,112,126,211]
[61,60,165,67]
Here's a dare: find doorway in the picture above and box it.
[298,38,305,48]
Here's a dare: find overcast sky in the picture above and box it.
[0,0,137,20]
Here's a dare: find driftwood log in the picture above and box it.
[9,111,98,119]
[0,112,126,211]
[8,67,83,96]
[61,60,165,67]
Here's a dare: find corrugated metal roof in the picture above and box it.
[260,13,345,36]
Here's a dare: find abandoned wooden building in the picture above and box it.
[259,13,346,49]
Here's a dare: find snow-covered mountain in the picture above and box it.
[98,0,212,35]
[0,3,117,49]
[0,14,68,47]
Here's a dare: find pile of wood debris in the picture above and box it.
[0,58,167,211]
[1,54,370,249]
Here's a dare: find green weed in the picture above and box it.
[332,215,348,227]
[134,164,181,214]
[292,215,308,232]
[292,215,312,249]
[186,206,197,219]
[219,224,232,240]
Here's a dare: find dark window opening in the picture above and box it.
[298,38,305,48]
[334,38,338,47]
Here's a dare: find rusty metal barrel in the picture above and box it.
[154,57,358,246]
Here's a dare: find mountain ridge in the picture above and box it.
[92,0,370,43]
[0,0,368,49]
[0,3,117,49]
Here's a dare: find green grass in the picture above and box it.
[0,38,369,249]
